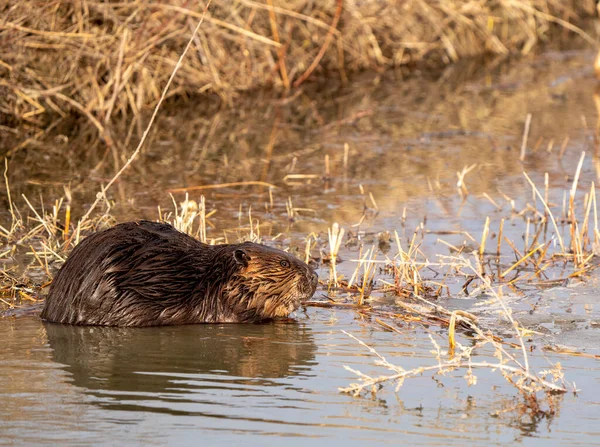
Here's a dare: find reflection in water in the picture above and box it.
[45,321,316,413]
[0,311,598,445]
[4,50,600,230]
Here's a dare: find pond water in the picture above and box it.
[3,49,600,445]
[1,309,599,446]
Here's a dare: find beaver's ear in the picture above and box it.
[234,249,251,267]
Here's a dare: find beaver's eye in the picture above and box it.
[280,260,290,268]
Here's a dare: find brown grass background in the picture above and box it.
[0,0,598,151]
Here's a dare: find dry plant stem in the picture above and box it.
[456,164,477,196]
[168,181,277,193]
[592,182,599,243]
[523,171,565,252]
[358,248,377,304]
[342,270,574,395]
[483,192,501,210]
[78,1,212,226]
[240,0,339,34]
[1,22,94,38]
[479,216,490,256]
[448,311,457,351]
[520,113,532,161]
[266,0,289,89]
[3,160,18,236]
[293,0,343,87]
[54,93,106,140]
[497,218,504,257]
[405,269,527,374]
[328,223,345,288]
[104,29,128,125]
[512,2,595,45]
[569,152,586,251]
[544,173,550,217]
[141,3,281,47]
[21,195,53,239]
[500,244,545,278]
[339,332,567,395]
[199,196,207,243]
[468,258,530,373]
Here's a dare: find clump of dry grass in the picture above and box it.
[328,150,600,312]
[339,256,574,414]
[340,312,570,408]
[301,148,598,411]
[0,184,113,309]
[1,0,597,152]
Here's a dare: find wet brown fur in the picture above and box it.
[41,221,318,326]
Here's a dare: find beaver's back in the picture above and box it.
[41,221,213,326]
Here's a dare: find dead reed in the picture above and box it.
[1,0,597,152]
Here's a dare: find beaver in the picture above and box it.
[41,221,318,326]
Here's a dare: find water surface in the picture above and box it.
[1,309,599,446]
[3,49,600,445]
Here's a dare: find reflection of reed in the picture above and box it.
[594,83,600,161]
[596,2,600,81]
[5,51,599,239]
[45,321,316,397]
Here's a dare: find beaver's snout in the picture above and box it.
[299,269,318,300]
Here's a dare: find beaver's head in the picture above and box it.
[224,242,318,321]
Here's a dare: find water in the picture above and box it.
[1,310,598,446]
[3,49,600,445]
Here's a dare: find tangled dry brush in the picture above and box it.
[0,0,597,148]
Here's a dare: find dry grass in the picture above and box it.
[339,177,598,319]
[296,150,598,407]
[1,0,597,152]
